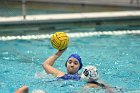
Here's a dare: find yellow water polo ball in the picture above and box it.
[50,32,69,50]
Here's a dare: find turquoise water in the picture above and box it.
[0,33,140,93]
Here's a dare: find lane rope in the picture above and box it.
[0,30,140,41]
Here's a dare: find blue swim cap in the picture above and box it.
[65,54,83,70]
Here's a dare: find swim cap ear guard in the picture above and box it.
[81,65,99,83]
[65,54,83,70]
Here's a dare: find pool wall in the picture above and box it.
[0,1,140,37]
[1,11,140,25]
[0,11,140,34]
[8,0,140,8]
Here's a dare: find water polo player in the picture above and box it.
[43,48,83,80]
[81,65,114,93]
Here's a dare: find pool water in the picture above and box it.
[0,33,140,93]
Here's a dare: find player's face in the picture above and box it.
[66,58,80,74]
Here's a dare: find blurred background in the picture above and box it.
[1,0,140,16]
[0,0,140,37]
